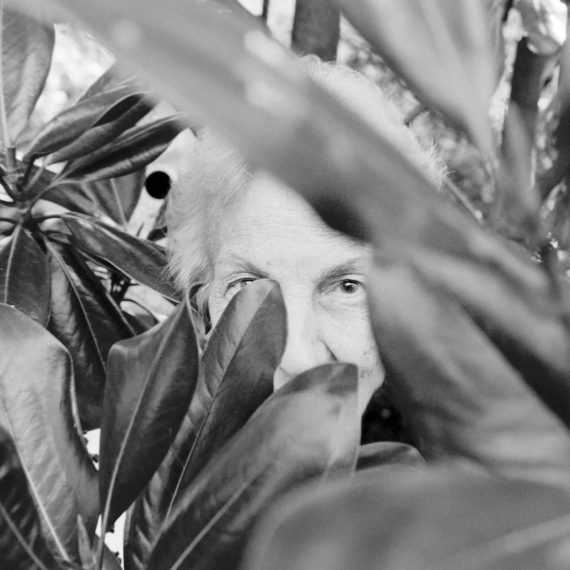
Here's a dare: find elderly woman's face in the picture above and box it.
[208,175,384,414]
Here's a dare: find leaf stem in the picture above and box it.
[0,170,15,200]
[110,178,128,229]
[21,156,37,189]
[261,0,270,21]
[0,1,12,152]
[442,177,483,225]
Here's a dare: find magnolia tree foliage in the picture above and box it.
[2,1,570,569]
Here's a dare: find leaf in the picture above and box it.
[25,85,146,160]
[147,362,359,570]
[125,279,286,570]
[57,116,186,183]
[0,304,99,564]
[333,0,496,155]
[0,225,50,326]
[366,261,570,488]
[244,465,570,570]
[356,442,425,472]
[46,94,153,166]
[45,239,135,430]
[0,425,60,570]
[99,294,199,528]
[61,213,179,301]
[43,171,145,224]
[2,8,54,143]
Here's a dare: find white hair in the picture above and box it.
[166,56,444,297]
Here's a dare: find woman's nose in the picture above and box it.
[273,298,334,390]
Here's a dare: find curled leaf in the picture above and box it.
[99,295,199,528]
[26,85,144,160]
[61,213,178,301]
[0,304,99,564]
[57,116,186,183]
[45,239,135,430]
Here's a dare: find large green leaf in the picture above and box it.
[61,213,179,301]
[333,0,496,155]
[45,240,135,430]
[147,362,359,570]
[0,304,99,564]
[43,171,145,225]
[367,261,570,488]
[25,85,146,161]
[244,466,570,570]
[57,116,186,183]
[99,294,199,529]
[125,279,286,570]
[0,425,60,570]
[2,8,54,143]
[0,225,50,326]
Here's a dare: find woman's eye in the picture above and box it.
[227,277,257,294]
[336,279,364,295]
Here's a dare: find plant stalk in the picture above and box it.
[0,1,12,152]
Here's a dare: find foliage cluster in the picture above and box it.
[2,1,570,569]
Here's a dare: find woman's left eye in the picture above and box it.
[336,279,364,295]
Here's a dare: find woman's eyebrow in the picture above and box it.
[219,255,266,277]
[319,258,367,282]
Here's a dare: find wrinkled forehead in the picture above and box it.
[210,172,371,277]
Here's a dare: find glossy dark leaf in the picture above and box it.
[367,261,570,488]
[245,466,570,570]
[2,8,54,142]
[46,94,152,165]
[125,279,286,570]
[0,225,50,326]
[25,84,142,159]
[147,362,360,570]
[99,295,199,528]
[0,304,99,564]
[356,442,425,472]
[0,425,60,570]
[334,0,496,155]
[61,213,178,301]
[43,171,145,224]
[45,240,135,430]
[57,116,186,183]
